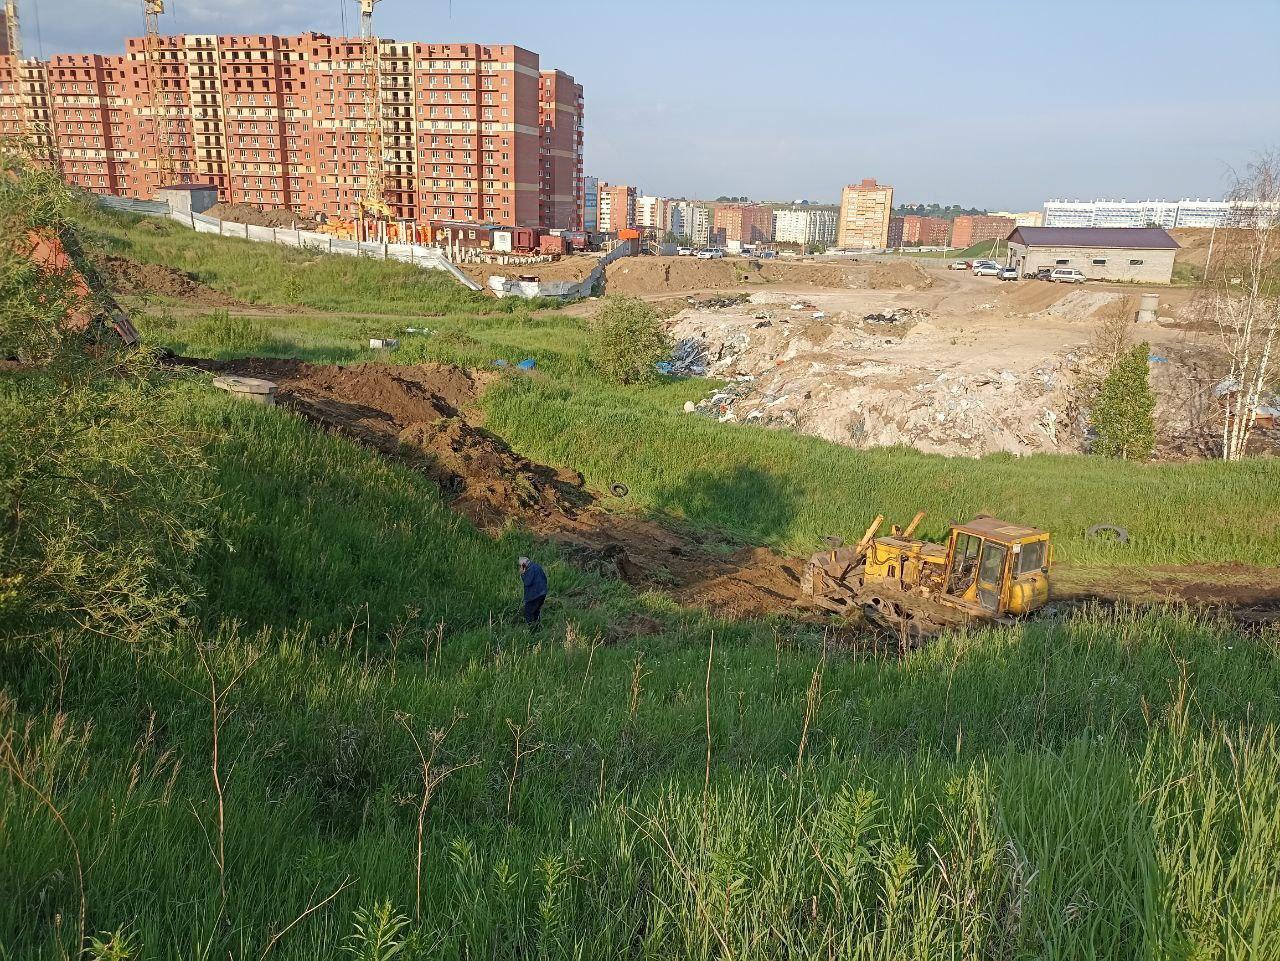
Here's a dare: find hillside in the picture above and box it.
[3,195,1279,960]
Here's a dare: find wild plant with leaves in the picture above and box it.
[0,150,213,640]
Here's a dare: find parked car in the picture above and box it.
[970,259,998,273]
[696,248,724,260]
[998,266,1019,281]
[1032,267,1053,280]
[973,263,1002,277]
[1050,267,1086,283]
[949,260,970,270]
[677,247,694,257]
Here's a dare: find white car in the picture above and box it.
[973,263,1002,277]
[695,248,724,260]
[1050,268,1086,283]
[677,246,694,257]
[949,260,970,270]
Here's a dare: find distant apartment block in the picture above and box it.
[890,214,949,247]
[950,214,1015,249]
[773,207,836,247]
[582,175,598,231]
[0,9,11,56]
[990,210,1043,227]
[635,194,669,232]
[596,182,636,232]
[837,178,892,249]
[0,31,584,230]
[712,203,773,246]
[1042,198,1280,229]
[668,200,711,246]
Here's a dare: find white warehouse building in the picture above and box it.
[773,207,838,247]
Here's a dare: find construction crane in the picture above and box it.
[142,0,178,187]
[5,0,59,168]
[356,0,392,238]
[4,1,21,60]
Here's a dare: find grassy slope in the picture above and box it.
[5,209,1276,957]
[2,380,1279,960]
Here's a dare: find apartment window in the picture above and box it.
[1092,259,1107,266]
[1055,259,1069,265]
[1129,259,1144,266]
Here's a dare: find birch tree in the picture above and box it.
[1211,153,1280,460]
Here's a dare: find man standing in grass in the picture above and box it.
[519,556,548,631]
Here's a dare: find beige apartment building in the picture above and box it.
[837,178,893,249]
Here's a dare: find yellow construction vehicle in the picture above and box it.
[801,512,1052,640]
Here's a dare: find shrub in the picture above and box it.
[587,295,668,386]
[1091,342,1157,459]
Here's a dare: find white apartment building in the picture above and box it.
[1043,199,1280,229]
[773,207,838,247]
[635,195,669,232]
[669,201,712,246]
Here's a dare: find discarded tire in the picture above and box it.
[1086,524,1130,545]
[610,483,630,497]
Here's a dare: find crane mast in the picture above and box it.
[357,0,391,233]
[4,0,20,59]
[142,0,178,186]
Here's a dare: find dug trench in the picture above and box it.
[175,356,805,621]
[173,357,1280,631]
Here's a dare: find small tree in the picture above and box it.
[1091,342,1157,459]
[588,295,669,386]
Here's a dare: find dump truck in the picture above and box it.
[801,513,1052,640]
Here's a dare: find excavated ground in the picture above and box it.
[174,357,1279,629]
[179,357,804,619]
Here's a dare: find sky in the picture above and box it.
[15,0,1280,209]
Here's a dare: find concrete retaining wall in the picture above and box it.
[488,240,634,299]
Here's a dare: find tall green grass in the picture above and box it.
[3,604,1278,959]
[78,204,550,315]
[482,376,1280,569]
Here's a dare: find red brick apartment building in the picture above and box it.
[0,31,584,230]
[711,204,774,246]
[950,214,1016,249]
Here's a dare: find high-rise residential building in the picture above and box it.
[900,214,950,246]
[773,207,836,247]
[711,203,773,246]
[582,175,598,231]
[837,178,893,249]
[0,30,584,230]
[596,182,636,232]
[538,69,584,229]
[668,200,711,245]
[0,9,11,56]
[1041,198,1280,229]
[950,214,1015,249]
[635,194,669,232]
[887,216,904,248]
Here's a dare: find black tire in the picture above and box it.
[610,483,630,497]
[1086,524,1130,545]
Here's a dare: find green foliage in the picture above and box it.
[86,927,138,961]
[187,310,282,355]
[344,902,410,961]
[587,295,669,386]
[1092,342,1157,460]
[0,158,213,640]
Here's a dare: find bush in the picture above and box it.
[0,151,213,639]
[1091,342,1157,460]
[587,295,669,386]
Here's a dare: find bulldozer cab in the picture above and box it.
[943,518,1050,616]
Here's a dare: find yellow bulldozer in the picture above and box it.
[801,512,1052,641]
